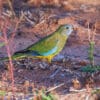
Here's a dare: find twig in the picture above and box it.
[34,20,46,28]
[7,0,15,16]
[14,12,24,31]
[10,12,24,42]
[70,87,100,93]
[85,94,91,100]
[46,83,64,93]
[22,11,35,25]
[24,15,35,25]
[49,68,61,78]
[0,36,5,41]
[2,20,15,94]
[92,22,97,41]
[70,88,86,93]
[2,10,12,17]
[87,21,91,42]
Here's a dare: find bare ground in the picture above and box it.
[0,0,100,100]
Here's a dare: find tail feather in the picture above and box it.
[0,57,9,61]
[0,50,41,62]
[0,52,27,62]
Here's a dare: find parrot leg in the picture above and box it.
[36,55,53,63]
[35,56,47,62]
[46,55,54,63]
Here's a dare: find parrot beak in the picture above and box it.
[72,25,78,31]
[73,27,74,30]
[71,25,75,30]
[69,24,74,31]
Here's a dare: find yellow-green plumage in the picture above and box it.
[0,24,73,62]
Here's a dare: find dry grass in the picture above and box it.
[28,0,100,6]
[68,0,100,5]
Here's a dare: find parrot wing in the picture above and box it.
[26,35,59,56]
[14,34,59,56]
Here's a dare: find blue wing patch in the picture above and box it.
[40,46,58,56]
[29,46,58,56]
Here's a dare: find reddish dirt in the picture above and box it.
[0,0,100,100]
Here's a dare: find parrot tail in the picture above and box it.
[0,57,9,62]
[0,52,27,62]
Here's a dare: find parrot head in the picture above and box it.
[59,24,73,36]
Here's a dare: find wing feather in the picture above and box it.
[27,34,59,55]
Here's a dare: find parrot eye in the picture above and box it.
[66,26,69,29]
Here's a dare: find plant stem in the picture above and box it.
[3,24,15,94]
[89,41,95,67]
[7,0,15,16]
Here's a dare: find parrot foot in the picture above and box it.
[36,55,54,63]
[46,55,54,63]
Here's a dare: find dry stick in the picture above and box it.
[0,0,3,13]
[4,13,24,94]
[0,22,6,42]
[22,10,41,26]
[10,15,24,54]
[3,21,15,94]
[69,87,100,93]
[22,12,56,36]
[0,36,5,41]
[10,12,24,44]
[14,12,24,31]
[21,11,32,24]
[2,10,13,17]
[87,21,91,42]
[92,22,96,42]
[7,0,15,16]
[46,83,64,93]
[24,15,35,25]
[0,10,23,96]
[50,68,61,78]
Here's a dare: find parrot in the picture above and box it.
[0,24,73,62]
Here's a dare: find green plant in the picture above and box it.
[0,90,6,96]
[0,42,5,48]
[92,89,100,94]
[81,21,100,73]
[41,91,56,100]
[33,84,64,100]
[88,41,95,67]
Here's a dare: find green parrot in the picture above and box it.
[0,24,73,62]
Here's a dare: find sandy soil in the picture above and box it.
[0,0,100,100]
